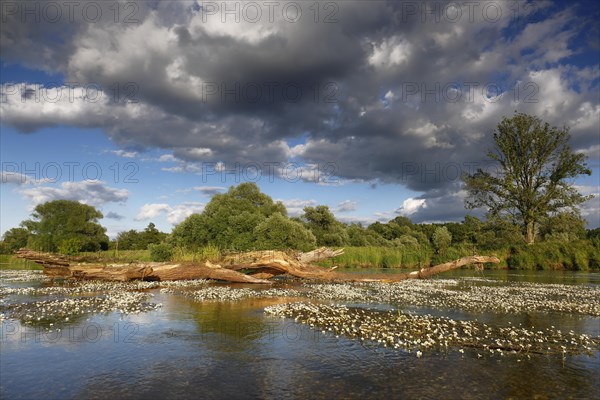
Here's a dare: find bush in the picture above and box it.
[432,227,452,254]
[149,243,173,262]
[254,212,317,251]
[58,238,83,255]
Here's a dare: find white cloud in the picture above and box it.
[110,150,138,158]
[1,171,30,185]
[135,203,171,221]
[279,198,317,217]
[396,198,427,216]
[134,202,205,224]
[166,202,205,224]
[335,200,357,213]
[19,180,128,208]
[337,215,376,225]
[158,154,177,162]
[369,36,411,68]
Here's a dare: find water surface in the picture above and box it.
[1,269,599,399]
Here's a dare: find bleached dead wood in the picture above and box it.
[15,248,500,283]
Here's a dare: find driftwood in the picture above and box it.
[15,248,500,284]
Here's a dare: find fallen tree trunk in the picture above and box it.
[15,249,272,284]
[15,248,500,283]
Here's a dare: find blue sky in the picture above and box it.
[1,1,599,238]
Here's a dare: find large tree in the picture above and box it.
[23,200,109,253]
[302,205,349,246]
[463,113,591,244]
[171,183,287,250]
[0,227,30,253]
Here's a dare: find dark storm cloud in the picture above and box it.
[1,1,598,222]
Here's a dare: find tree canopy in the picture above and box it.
[23,200,109,253]
[463,112,591,243]
[0,227,29,253]
[171,183,287,250]
[115,223,168,250]
[254,212,317,251]
[302,205,349,246]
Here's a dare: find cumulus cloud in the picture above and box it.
[104,211,125,220]
[335,200,357,213]
[396,198,427,217]
[135,204,171,221]
[135,202,205,224]
[1,1,598,225]
[1,171,30,185]
[279,198,317,217]
[19,180,128,208]
[109,150,138,158]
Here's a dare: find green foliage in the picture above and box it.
[58,238,83,255]
[23,200,109,252]
[463,112,592,243]
[170,214,205,250]
[539,211,587,242]
[318,246,431,269]
[393,234,419,248]
[588,228,600,240]
[170,244,222,262]
[432,226,452,253]
[0,227,30,254]
[506,240,598,271]
[474,217,523,249]
[171,183,286,251]
[302,205,349,246]
[114,223,169,250]
[149,243,173,262]
[254,212,316,251]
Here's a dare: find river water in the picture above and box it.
[1,269,599,399]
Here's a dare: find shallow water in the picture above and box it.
[1,269,599,400]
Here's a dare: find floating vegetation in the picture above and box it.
[265,303,600,357]
[166,286,301,301]
[303,280,600,316]
[0,291,161,325]
[0,277,211,299]
[0,270,47,282]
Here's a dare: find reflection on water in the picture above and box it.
[1,270,599,400]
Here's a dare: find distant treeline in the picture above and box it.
[1,183,599,270]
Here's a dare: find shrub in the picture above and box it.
[149,243,173,262]
[432,227,452,254]
[58,238,83,255]
[254,212,317,251]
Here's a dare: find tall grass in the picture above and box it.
[507,240,600,271]
[11,239,598,271]
[317,246,432,269]
[79,249,153,262]
[171,245,222,262]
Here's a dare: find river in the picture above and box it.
[1,269,599,399]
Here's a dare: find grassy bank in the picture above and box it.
[0,254,43,270]
[79,249,153,262]
[317,241,599,271]
[5,239,599,271]
[316,247,431,269]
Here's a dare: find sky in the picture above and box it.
[1,0,599,238]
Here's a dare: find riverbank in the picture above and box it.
[2,240,598,271]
